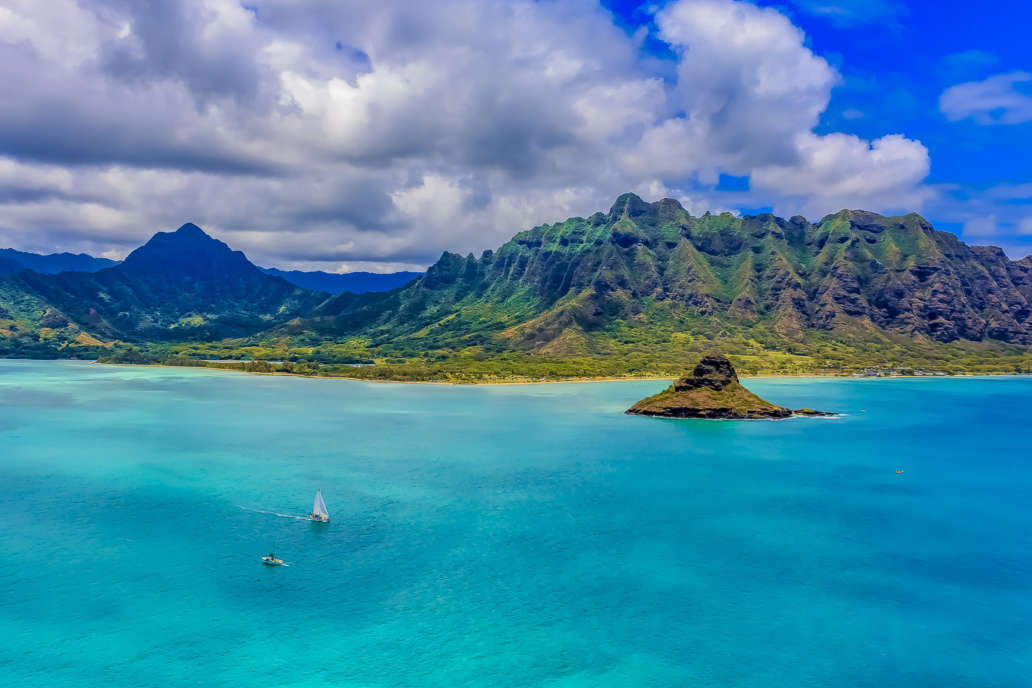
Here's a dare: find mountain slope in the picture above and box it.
[2,199,1031,376]
[13,223,327,341]
[0,256,21,277]
[260,267,421,294]
[295,194,1032,353]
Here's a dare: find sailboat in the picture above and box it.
[309,490,330,522]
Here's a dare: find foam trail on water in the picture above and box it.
[237,505,309,521]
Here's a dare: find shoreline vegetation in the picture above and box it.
[74,350,1032,387]
[5,204,1032,385]
[82,361,1032,387]
[6,333,1032,385]
[77,336,1031,384]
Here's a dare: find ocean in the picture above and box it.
[1,360,1029,687]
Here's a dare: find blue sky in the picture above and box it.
[777,0,1030,187]
[0,0,1029,268]
[607,0,1032,247]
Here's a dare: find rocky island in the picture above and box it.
[627,354,833,420]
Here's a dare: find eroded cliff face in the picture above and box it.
[627,354,832,420]
[4,195,1032,365]
[305,194,1032,353]
[670,354,739,391]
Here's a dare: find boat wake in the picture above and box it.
[237,505,310,521]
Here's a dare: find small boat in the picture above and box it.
[309,490,330,522]
[262,552,286,566]
[895,469,905,475]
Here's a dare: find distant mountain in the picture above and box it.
[0,248,117,274]
[117,222,258,279]
[12,223,326,341]
[260,267,421,294]
[2,200,1032,375]
[299,193,1032,353]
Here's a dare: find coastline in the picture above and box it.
[87,360,680,385]
[74,359,1032,386]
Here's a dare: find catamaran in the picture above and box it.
[262,552,286,566]
[309,490,330,522]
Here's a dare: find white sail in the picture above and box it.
[312,490,329,519]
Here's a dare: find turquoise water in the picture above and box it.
[1,361,1030,687]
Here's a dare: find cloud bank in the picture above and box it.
[0,0,934,270]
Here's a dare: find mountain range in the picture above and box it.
[296,193,1032,349]
[0,243,419,294]
[259,267,421,294]
[9,223,324,344]
[2,194,1030,376]
[0,248,117,275]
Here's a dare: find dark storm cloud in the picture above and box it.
[0,118,281,176]
[0,42,281,175]
[0,185,91,206]
[89,0,270,108]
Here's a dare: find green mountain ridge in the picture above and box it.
[259,267,422,294]
[295,194,1032,352]
[3,224,326,349]
[2,196,1031,376]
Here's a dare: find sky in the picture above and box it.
[0,0,1029,271]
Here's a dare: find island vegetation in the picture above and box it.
[627,354,832,419]
[3,195,1032,383]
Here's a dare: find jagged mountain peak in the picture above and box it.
[818,208,935,232]
[174,222,207,236]
[607,192,687,221]
[308,195,1032,349]
[822,209,886,223]
[608,192,650,217]
[10,222,325,342]
[120,223,257,278]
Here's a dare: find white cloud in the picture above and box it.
[988,183,1032,200]
[0,0,937,270]
[655,0,839,174]
[391,175,466,230]
[917,181,1032,258]
[641,0,929,218]
[962,216,999,237]
[940,72,1032,125]
[789,0,906,26]
[752,133,932,217]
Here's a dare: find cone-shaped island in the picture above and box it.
[627,354,833,420]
